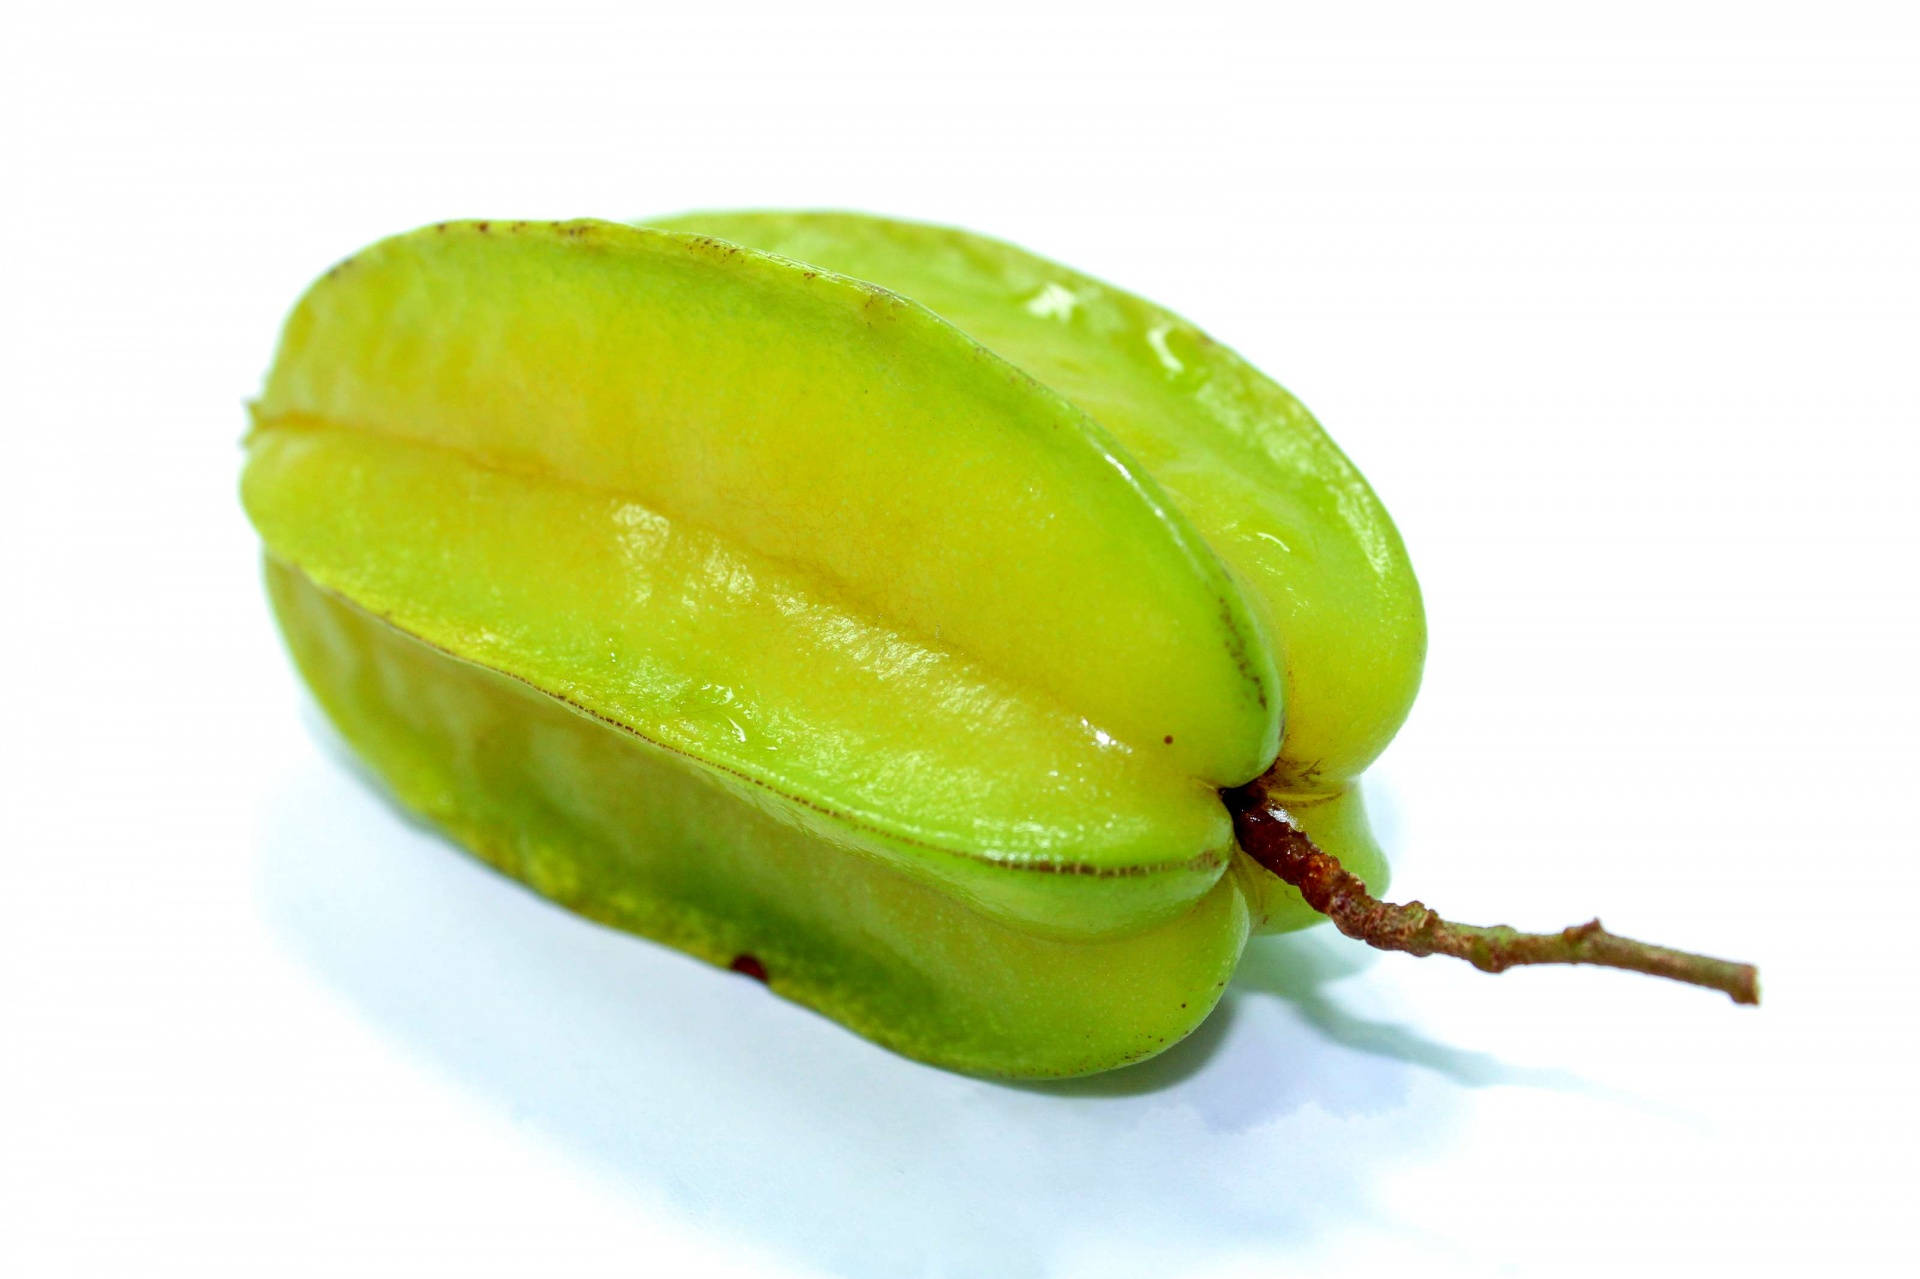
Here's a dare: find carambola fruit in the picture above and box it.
[242,213,1757,1079]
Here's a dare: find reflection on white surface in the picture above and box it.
[253,713,1577,1278]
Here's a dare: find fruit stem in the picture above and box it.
[1225,781,1759,1005]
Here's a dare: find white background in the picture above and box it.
[6,3,1918,1275]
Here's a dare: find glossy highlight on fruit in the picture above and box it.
[242,213,1427,1077]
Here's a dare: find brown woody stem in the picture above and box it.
[1225,782,1759,1005]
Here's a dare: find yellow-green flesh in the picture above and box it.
[270,560,1249,1078]
[244,215,1420,1076]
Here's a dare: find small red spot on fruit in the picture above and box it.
[730,954,769,984]
[1163,735,1173,745]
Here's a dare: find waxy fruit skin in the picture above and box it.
[243,215,1424,1077]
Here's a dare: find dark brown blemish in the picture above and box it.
[1163,735,1173,745]
[1277,757,1325,789]
[476,221,491,233]
[730,953,770,984]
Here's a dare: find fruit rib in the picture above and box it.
[269,560,1253,1077]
